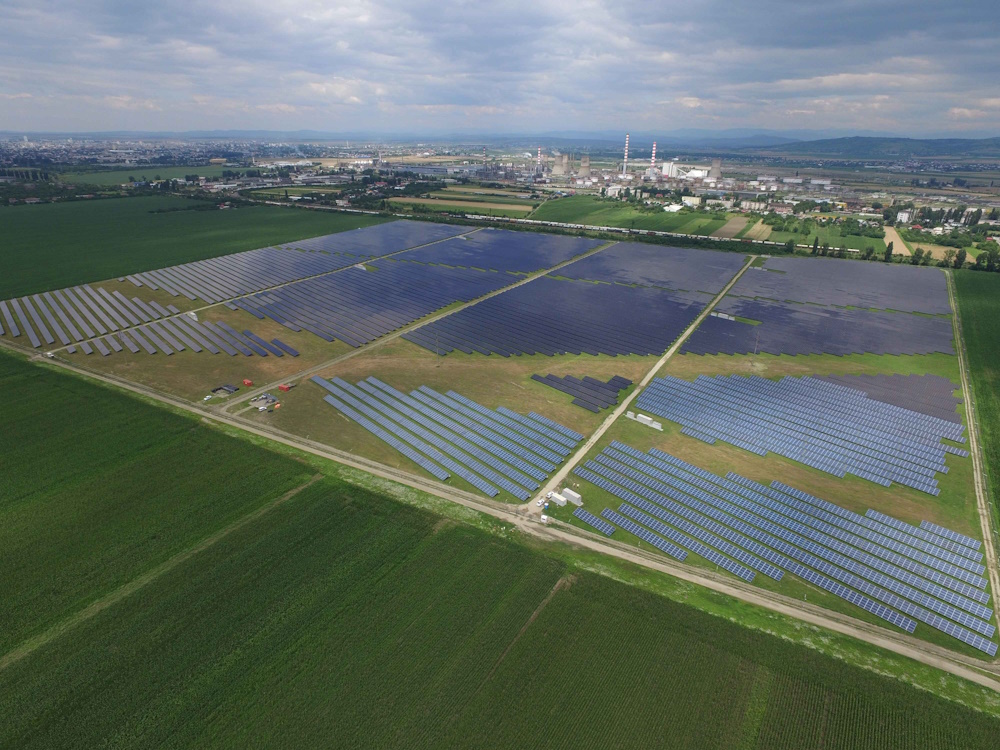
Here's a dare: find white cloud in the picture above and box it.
[0,0,996,134]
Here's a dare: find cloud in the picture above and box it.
[0,0,997,134]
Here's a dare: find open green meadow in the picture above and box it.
[530,194,728,234]
[954,271,1000,516]
[0,350,313,653]
[0,196,388,299]
[59,165,234,185]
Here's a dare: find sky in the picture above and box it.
[2,0,999,137]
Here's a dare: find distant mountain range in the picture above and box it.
[745,136,1000,159]
[3,129,1000,159]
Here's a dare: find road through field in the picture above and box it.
[6,339,1000,694]
[530,254,757,506]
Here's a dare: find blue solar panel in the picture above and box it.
[572,508,616,536]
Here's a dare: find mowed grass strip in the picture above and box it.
[0,350,313,653]
[954,271,1000,515]
[0,196,389,299]
[2,483,999,748]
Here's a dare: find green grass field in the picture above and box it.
[954,271,1000,519]
[0,196,388,299]
[530,195,727,234]
[0,350,313,653]
[768,226,886,252]
[59,165,234,185]
[3,356,999,748]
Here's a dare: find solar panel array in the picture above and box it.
[394,229,603,273]
[531,374,632,413]
[231,259,515,348]
[729,256,951,314]
[404,276,710,357]
[122,220,472,304]
[0,282,295,358]
[557,242,748,294]
[813,373,962,424]
[635,374,967,495]
[682,297,955,357]
[571,443,995,654]
[312,376,583,500]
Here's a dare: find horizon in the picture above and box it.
[3,1,999,137]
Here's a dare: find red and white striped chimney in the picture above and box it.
[650,141,657,169]
[623,133,629,175]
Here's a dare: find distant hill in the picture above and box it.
[749,136,1000,159]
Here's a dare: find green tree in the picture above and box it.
[954,248,967,268]
[911,247,924,265]
[812,237,819,254]
[884,241,893,263]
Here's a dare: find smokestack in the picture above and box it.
[482,146,486,166]
[623,133,629,176]
[650,141,657,169]
[537,146,541,173]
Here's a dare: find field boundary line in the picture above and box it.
[948,270,1000,634]
[0,474,323,673]
[531,254,757,504]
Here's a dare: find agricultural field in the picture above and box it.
[431,188,538,207]
[531,194,728,234]
[389,196,533,216]
[3,352,999,747]
[0,350,314,654]
[59,165,235,185]
[247,185,346,199]
[954,272,1000,516]
[0,196,389,299]
[768,225,886,252]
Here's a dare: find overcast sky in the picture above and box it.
[2,0,999,136]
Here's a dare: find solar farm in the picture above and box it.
[3,218,995,659]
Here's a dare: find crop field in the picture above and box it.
[59,165,235,185]
[0,196,389,299]
[711,216,749,238]
[768,225,886,252]
[0,350,314,653]
[389,196,533,216]
[247,185,346,198]
[430,189,537,207]
[4,379,999,749]
[742,220,773,240]
[530,194,728,234]
[954,272,1000,516]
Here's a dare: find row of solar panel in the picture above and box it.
[313,376,581,499]
[640,386,945,495]
[404,276,706,358]
[615,446,986,596]
[682,296,955,357]
[669,374,959,464]
[531,374,631,412]
[637,375,962,495]
[571,445,996,654]
[122,221,473,304]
